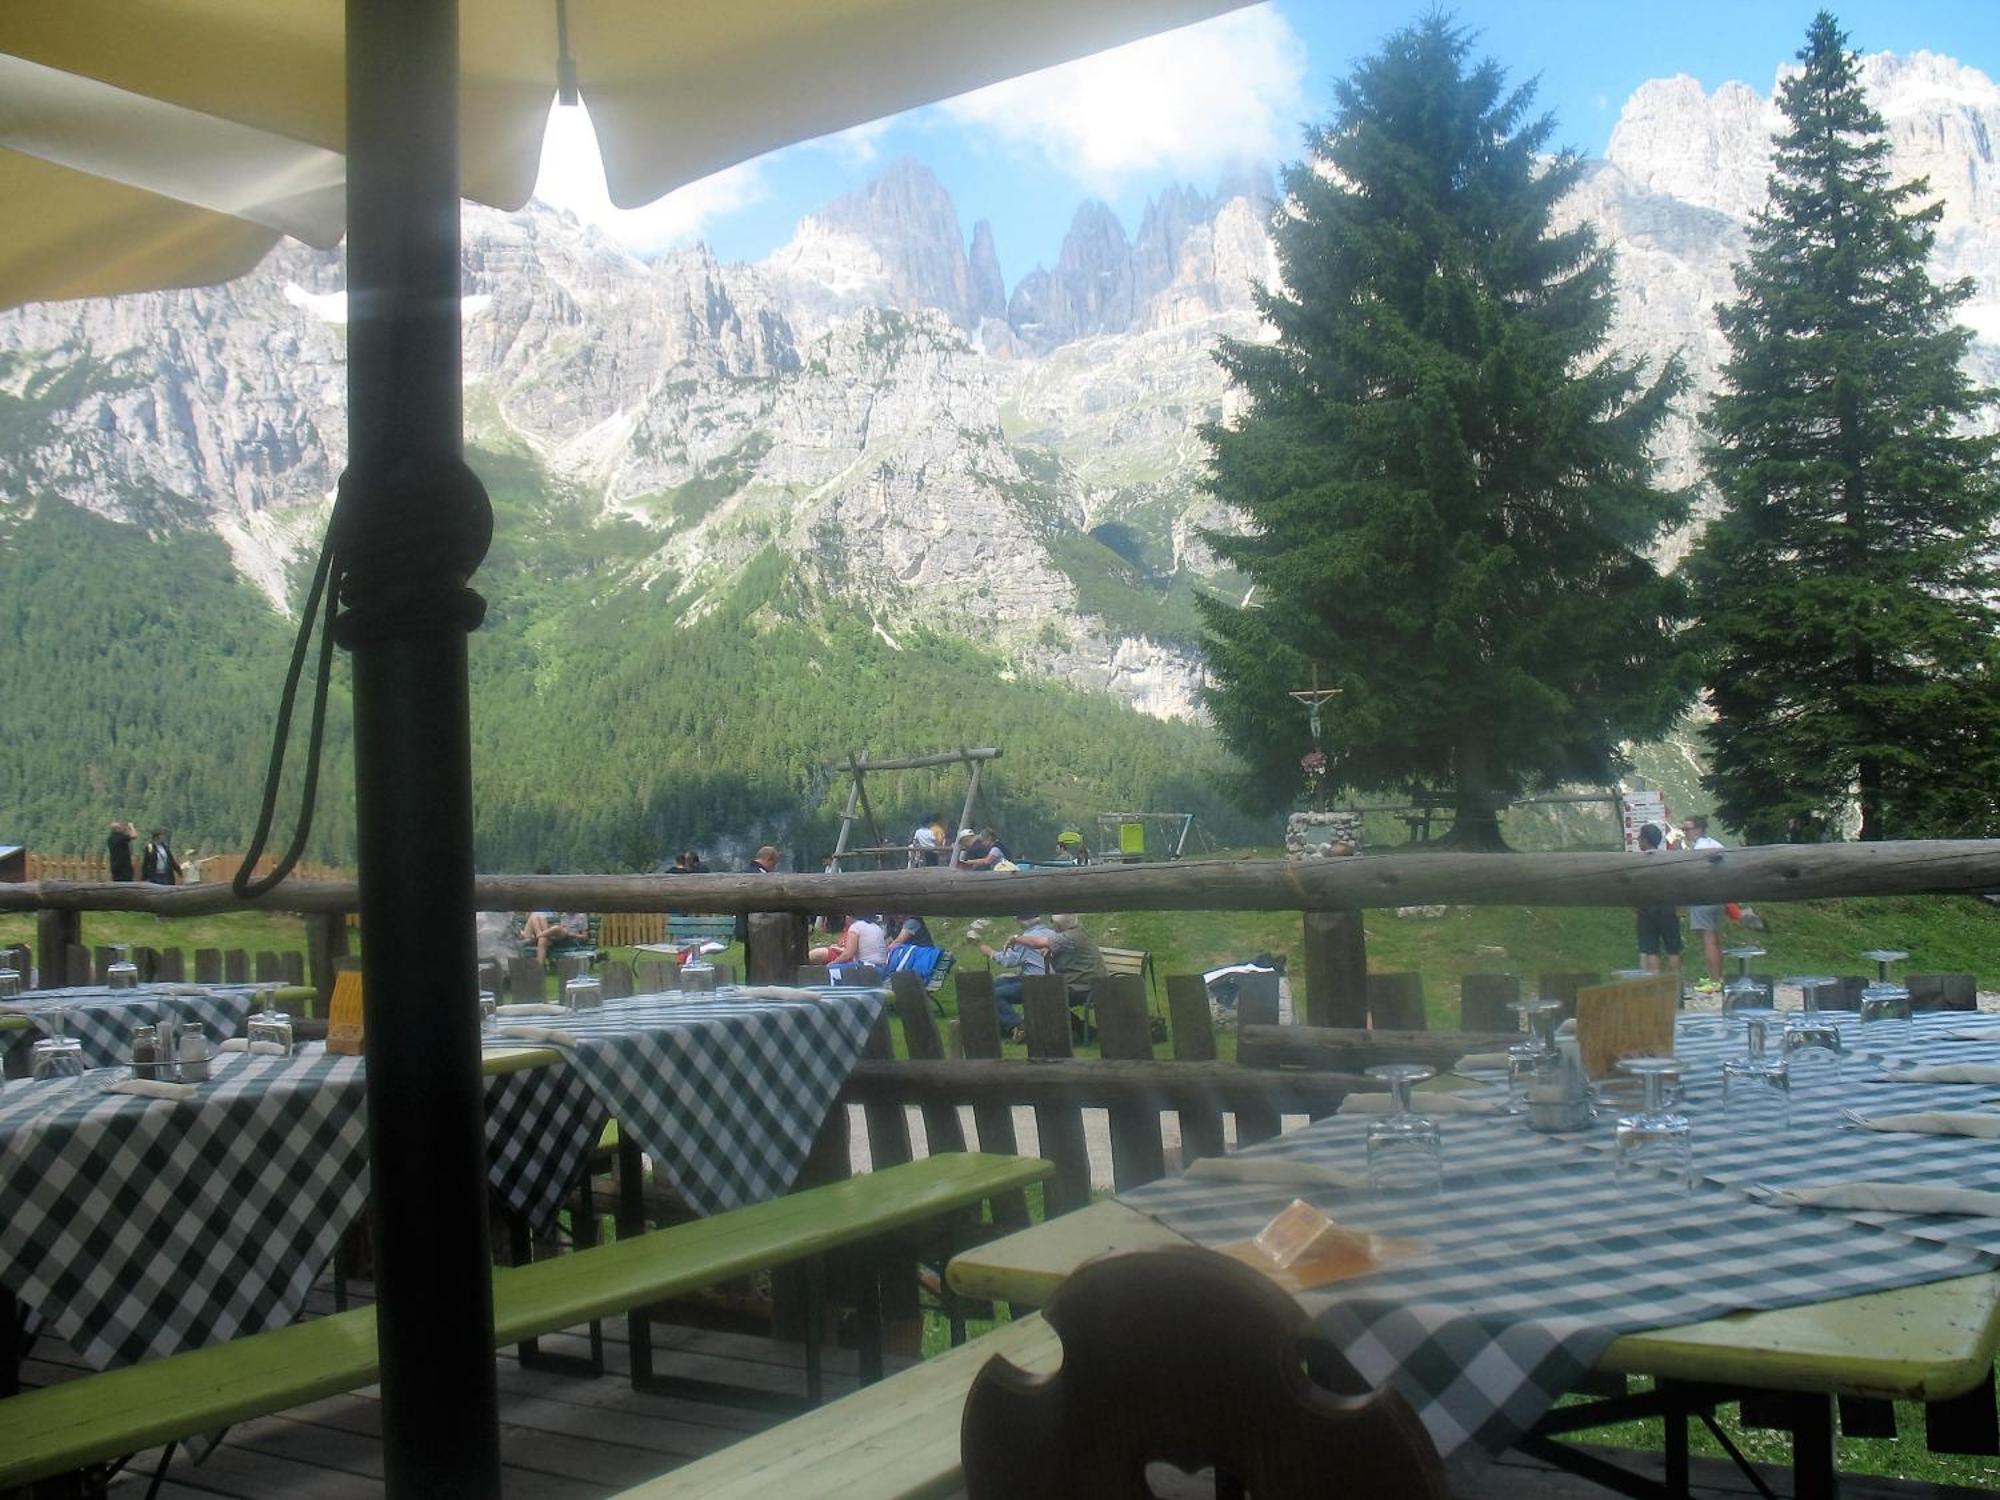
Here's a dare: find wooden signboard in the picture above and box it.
[1574,975,1678,1080]
[326,968,365,1056]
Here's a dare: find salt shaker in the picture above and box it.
[177,1024,212,1083]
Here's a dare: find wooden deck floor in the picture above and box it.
[17,1291,1990,1499]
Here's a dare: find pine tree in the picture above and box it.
[1692,12,2000,842]
[1197,17,1692,848]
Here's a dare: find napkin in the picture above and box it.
[101,1077,198,1101]
[1183,1156,1369,1192]
[1454,1052,1514,1072]
[1883,1063,2000,1085]
[493,1024,579,1047]
[1848,1110,2000,1140]
[736,985,835,1002]
[1337,1092,1502,1117]
[219,1038,288,1055]
[1764,1182,2000,1217]
[495,1002,567,1019]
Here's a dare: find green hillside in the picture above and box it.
[0,446,1263,870]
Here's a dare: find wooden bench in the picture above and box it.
[0,1153,1051,1492]
[666,914,739,951]
[1098,945,1158,1005]
[612,1312,1065,1499]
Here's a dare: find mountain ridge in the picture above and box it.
[2,47,1996,723]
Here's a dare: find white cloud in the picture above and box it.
[938,5,1306,188]
[821,117,894,167]
[531,100,768,257]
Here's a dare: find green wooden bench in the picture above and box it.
[0,1152,1051,1492]
[613,1312,1065,1499]
[665,914,739,950]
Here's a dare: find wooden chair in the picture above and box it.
[961,1245,1449,1498]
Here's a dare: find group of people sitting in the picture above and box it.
[809,911,942,985]
[908,816,1090,871]
[977,912,1103,1041]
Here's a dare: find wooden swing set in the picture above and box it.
[823,746,1003,871]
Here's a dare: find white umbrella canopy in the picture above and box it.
[1,0,1250,307]
[0,2,1252,1492]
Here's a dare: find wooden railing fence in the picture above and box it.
[8,842,1997,1180]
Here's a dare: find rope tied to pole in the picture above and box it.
[233,456,492,899]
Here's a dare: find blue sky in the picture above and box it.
[533,2,1999,292]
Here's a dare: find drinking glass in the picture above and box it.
[1721,946,1770,1016]
[1858,982,1912,1048]
[563,975,602,1013]
[31,1035,86,1085]
[247,1002,294,1056]
[1781,976,1843,1084]
[0,961,20,1000]
[1500,1043,1540,1116]
[1722,1008,1791,1130]
[1861,948,1910,984]
[1364,1064,1444,1197]
[678,954,716,994]
[105,943,138,991]
[1510,999,1563,1057]
[1613,1057,1692,1192]
[478,990,497,1031]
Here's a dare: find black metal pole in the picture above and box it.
[344,0,500,1493]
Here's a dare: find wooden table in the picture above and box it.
[949,1200,2000,1498]
[948,1199,2000,1403]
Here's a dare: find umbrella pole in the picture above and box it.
[344,0,501,1493]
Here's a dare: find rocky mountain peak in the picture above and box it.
[784,155,980,330]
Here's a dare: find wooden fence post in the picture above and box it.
[952,970,1030,1230]
[1366,973,1428,1031]
[1023,974,1092,1217]
[745,911,806,984]
[194,949,223,983]
[1094,975,1165,1191]
[223,950,249,984]
[888,973,966,1156]
[1166,974,1227,1165]
[1460,973,1521,1032]
[1232,969,1283,1147]
[1303,909,1368,1027]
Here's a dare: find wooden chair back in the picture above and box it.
[961,1245,1449,1498]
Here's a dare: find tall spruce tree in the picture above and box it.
[1197,17,1692,848]
[1692,12,2000,842]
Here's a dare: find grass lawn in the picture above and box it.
[0,908,311,969]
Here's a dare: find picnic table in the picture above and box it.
[0,982,272,1075]
[948,1008,2000,1496]
[0,985,885,1373]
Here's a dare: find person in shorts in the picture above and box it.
[1680,814,1727,987]
[1633,824,1681,974]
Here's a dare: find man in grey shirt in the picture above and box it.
[982,915,1054,1038]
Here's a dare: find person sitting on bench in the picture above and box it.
[811,912,888,981]
[980,914,1056,1040]
[1010,913,1105,1037]
[522,910,589,964]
